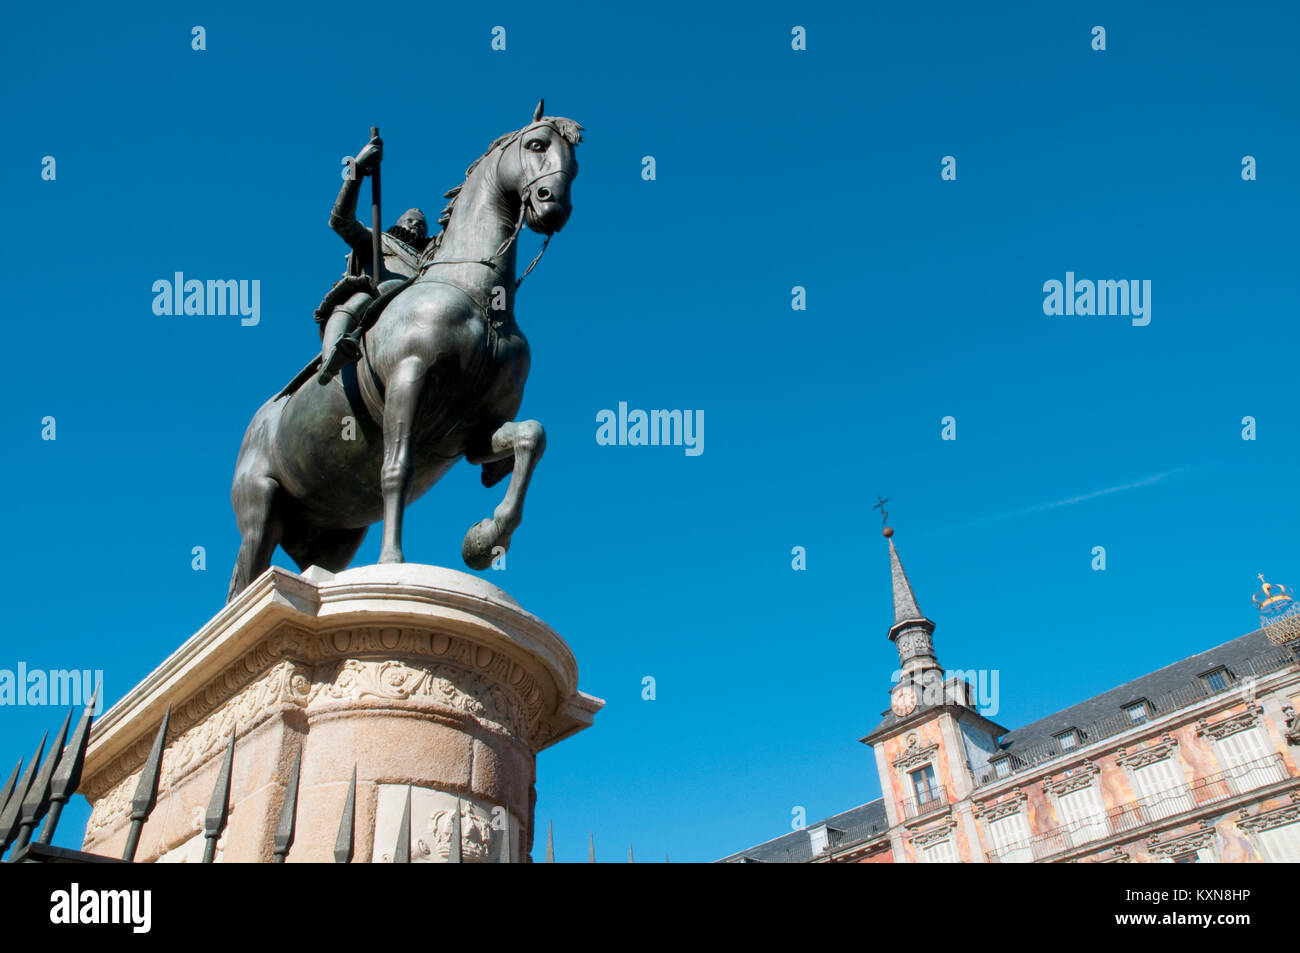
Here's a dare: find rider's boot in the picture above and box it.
[319,297,367,384]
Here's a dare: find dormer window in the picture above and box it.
[808,824,843,855]
[809,824,829,856]
[1124,700,1150,724]
[1200,667,1230,693]
[992,757,1011,779]
[1055,729,1080,752]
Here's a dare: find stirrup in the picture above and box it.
[318,334,362,384]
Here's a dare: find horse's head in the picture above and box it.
[500,100,582,235]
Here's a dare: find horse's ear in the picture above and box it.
[532,99,544,122]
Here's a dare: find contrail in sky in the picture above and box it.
[918,468,1191,538]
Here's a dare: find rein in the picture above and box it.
[418,123,571,293]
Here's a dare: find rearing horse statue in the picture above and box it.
[227,102,582,601]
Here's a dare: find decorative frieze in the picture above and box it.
[1148,823,1216,859]
[892,743,939,772]
[1196,706,1263,742]
[84,623,550,805]
[1094,847,1131,863]
[1115,734,1178,769]
[911,819,956,848]
[975,791,1026,822]
[1237,799,1300,833]
[1042,761,1100,797]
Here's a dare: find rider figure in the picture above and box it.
[316,134,431,383]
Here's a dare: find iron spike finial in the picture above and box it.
[588,832,595,863]
[272,744,302,863]
[0,759,22,826]
[13,710,72,852]
[0,733,46,854]
[123,706,170,862]
[39,689,102,844]
[201,729,236,863]
[545,820,554,863]
[334,765,357,863]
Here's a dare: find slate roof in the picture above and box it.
[889,539,927,628]
[996,627,1295,759]
[717,798,889,863]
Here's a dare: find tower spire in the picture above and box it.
[881,519,940,679]
[888,537,926,627]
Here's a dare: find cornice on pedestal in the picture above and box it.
[83,564,604,789]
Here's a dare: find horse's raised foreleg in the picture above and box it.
[377,356,428,564]
[462,419,546,570]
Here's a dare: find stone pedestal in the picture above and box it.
[79,564,603,863]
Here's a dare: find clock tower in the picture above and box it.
[863,523,1008,862]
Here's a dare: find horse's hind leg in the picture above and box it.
[227,471,283,603]
[462,419,546,570]
[281,525,368,575]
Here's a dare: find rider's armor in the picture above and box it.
[315,171,428,383]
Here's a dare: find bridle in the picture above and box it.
[418,122,574,293]
[354,123,573,412]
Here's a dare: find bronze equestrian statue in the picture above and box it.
[227,101,581,602]
[315,131,431,384]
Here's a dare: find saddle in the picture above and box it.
[313,274,376,327]
[277,276,415,400]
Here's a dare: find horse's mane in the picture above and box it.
[419,117,583,269]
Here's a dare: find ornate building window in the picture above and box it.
[909,764,939,805]
[1057,784,1109,846]
[1197,709,1286,793]
[919,839,958,862]
[913,820,959,863]
[1256,821,1300,862]
[986,810,1033,863]
[1238,800,1300,862]
[1117,736,1191,822]
[1149,827,1219,864]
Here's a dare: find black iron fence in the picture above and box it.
[0,697,511,864]
[903,787,948,821]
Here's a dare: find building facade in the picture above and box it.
[722,532,1300,864]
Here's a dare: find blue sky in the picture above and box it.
[1,0,1297,862]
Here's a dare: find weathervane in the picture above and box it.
[873,495,893,538]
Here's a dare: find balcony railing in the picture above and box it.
[986,754,1291,862]
[976,647,1299,787]
[903,787,948,821]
